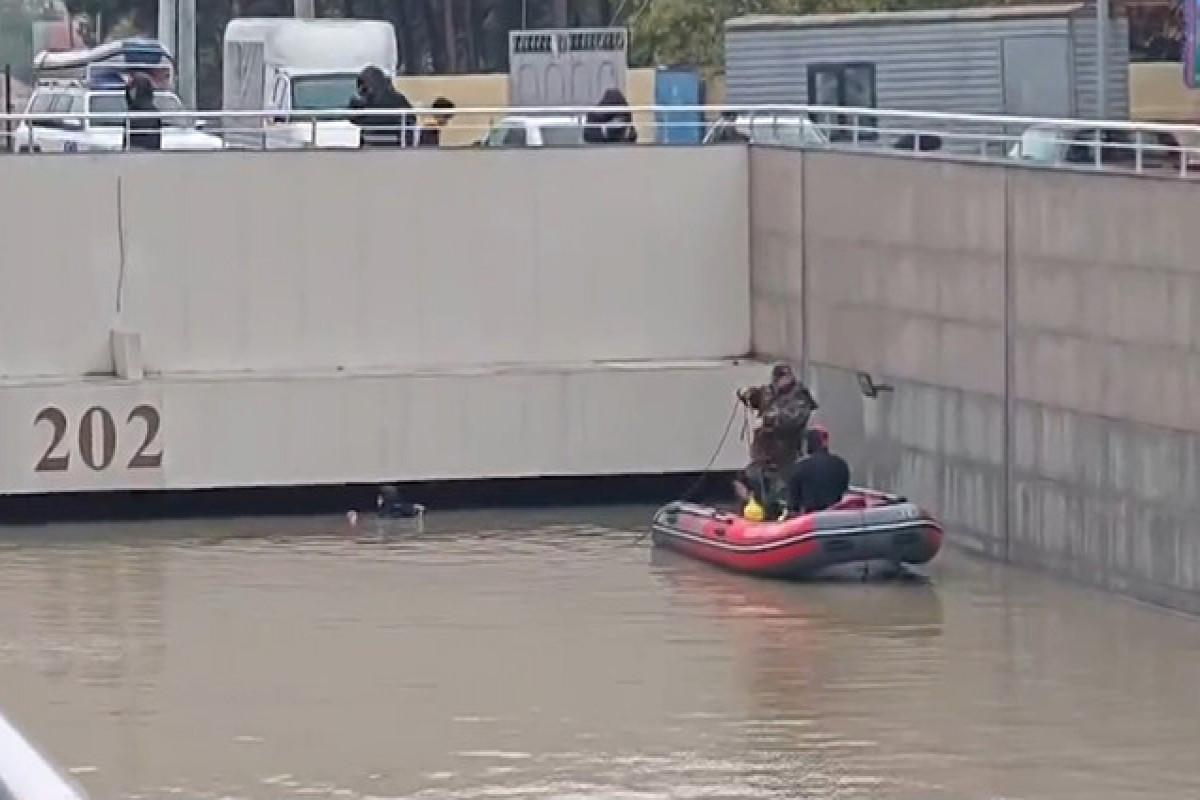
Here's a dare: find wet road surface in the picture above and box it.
[0,506,1198,799]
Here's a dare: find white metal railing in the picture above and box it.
[0,710,88,800]
[1,103,1199,177]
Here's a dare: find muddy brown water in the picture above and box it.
[0,506,1198,799]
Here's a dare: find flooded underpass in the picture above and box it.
[1,506,1199,800]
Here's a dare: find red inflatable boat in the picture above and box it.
[650,487,943,579]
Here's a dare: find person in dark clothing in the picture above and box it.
[708,110,749,144]
[418,96,455,147]
[739,362,818,470]
[786,425,851,514]
[733,363,819,517]
[348,65,416,148]
[583,87,637,145]
[376,484,425,519]
[124,71,161,151]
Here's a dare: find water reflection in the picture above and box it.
[0,512,1196,800]
[0,538,168,799]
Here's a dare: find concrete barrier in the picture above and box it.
[0,147,750,379]
[0,147,758,495]
[8,141,1199,614]
[1009,169,1200,608]
[0,361,760,494]
[750,146,1200,613]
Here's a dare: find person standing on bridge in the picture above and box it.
[123,71,161,152]
[349,66,416,148]
[418,97,456,147]
[583,88,637,145]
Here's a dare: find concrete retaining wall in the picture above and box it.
[0,361,760,494]
[751,147,1200,612]
[7,141,1197,612]
[0,147,749,378]
[0,147,756,493]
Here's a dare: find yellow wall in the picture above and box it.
[1129,62,1200,123]
[399,64,1197,142]
[396,67,712,146]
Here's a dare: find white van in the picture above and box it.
[222,17,398,149]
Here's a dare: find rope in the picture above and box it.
[674,397,745,504]
[631,398,746,547]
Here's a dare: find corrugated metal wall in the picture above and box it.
[1069,13,1131,118]
[725,12,1130,121]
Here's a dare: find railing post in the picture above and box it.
[1002,167,1015,564]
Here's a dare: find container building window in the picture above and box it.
[806,62,878,141]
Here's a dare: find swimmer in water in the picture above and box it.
[376,484,425,519]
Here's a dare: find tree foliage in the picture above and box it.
[44,0,1188,107]
[1129,0,1182,62]
[1,0,64,83]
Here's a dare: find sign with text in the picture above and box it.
[1,384,167,493]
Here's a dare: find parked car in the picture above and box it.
[702,113,830,147]
[480,115,585,147]
[13,83,224,153]
[1008,123,1184,173]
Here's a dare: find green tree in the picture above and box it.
[627,0,812,71]
[1,0,60,83]
[623,0,1015,72]
[56,0,1149,106]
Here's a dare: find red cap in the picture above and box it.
[808,423,830,448]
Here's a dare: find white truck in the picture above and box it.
[221,17,398,150]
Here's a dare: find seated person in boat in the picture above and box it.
[733,363,819,515]
[786,425,851,514]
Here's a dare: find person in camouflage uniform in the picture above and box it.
[733,363,819,514]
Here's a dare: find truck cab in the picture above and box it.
[254,67,361,149]
[223,18,398,150]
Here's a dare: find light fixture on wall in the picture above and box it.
[856,371,893,399]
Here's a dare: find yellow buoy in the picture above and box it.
[743,497,765,521]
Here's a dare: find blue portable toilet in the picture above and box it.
[654,66,705,144]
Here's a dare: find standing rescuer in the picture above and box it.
[733,363,819,518]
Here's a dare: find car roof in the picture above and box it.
[500,114,583,125]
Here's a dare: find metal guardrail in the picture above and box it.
[2,102,1199,177]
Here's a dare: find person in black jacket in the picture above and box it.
[124,71,161,151]
[708,110,749,144]
[786,424,851,514]
[583,87,637,145]
[348,65,416,148]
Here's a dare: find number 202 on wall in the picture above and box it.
[34,405,163,473]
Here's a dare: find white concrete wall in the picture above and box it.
[0,157,122,379]
[747,145,1200,613]
[0,148,750,379]
[0,361,760,494]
